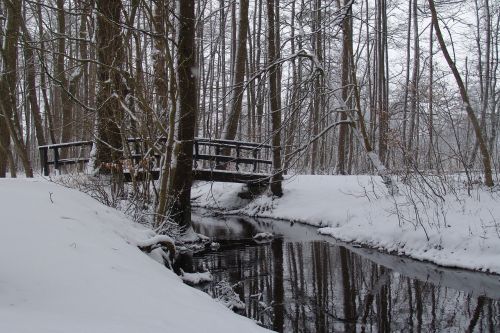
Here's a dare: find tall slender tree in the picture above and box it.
[267,0,283,196]
[336,0,351,175]
[376,0,389,165]
[223,0,249,142]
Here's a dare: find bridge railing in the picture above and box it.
[39,140,93,176]
[39,137,272,178]
[194,138,272,173]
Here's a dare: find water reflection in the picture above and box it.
[180,211,500,332]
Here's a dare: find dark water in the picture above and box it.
[178,210,500,332]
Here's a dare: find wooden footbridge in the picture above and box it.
[38,137,272,185]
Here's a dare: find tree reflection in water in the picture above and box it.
[178,213,500,332]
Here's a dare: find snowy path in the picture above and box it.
[0,179,270,333]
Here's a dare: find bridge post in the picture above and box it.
[252,149,258,172]
[193,140,199,168]
[215,145,220,169]
[53,147,60,172]
[40,147,49,176]
[235,143,240,171]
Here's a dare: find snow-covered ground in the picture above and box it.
[192,175,500,275]
[0,178,270,333]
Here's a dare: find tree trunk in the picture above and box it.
[428,23,434,169]
[267,0,283,196]
[56,0,74,145]
[167,0,197,231]
[155,0,178,228]
[336,0,350,175]
[37,1,56,144]
[222,0,249,142]
[283,0,299,173]
[94,0,125,169]
[377,0,389,165]
[402,0,412,148]
[22,28,46,147]
[311,0,322,174]
[0,1,9,177]
[0,0,33,177]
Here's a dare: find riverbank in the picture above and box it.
[0,178,269,333]
[192,175,500,275]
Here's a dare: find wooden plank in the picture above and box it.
[123,169,270,184]
[195,137,271,149]
[38,140,93,149]
[124,136,271,149]
[192,169,270,184]
[38,137,270,150]
[195,141,265,151]
[195,154,272,165]
[47,158,90,166]
[123,170,160,182]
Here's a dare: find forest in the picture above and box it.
[2,1,500,331]
[1,0,499,226]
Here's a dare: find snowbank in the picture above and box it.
[0,178,269,333]
[192,175,500,275]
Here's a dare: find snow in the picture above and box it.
[180,270,213,285]
[192,175,500,275]
[136,234,175,248]
[252,232,274,244]
[0,178,270,333]
[252,232,274,240]
[214,281,246,311]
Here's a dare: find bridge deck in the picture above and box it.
[122,169,269,184]
[193,169,269,184]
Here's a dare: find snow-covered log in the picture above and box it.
[137,234,176,259]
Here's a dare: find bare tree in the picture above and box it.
[428,0,494,187]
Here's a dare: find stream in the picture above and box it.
[176,209,500,332]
